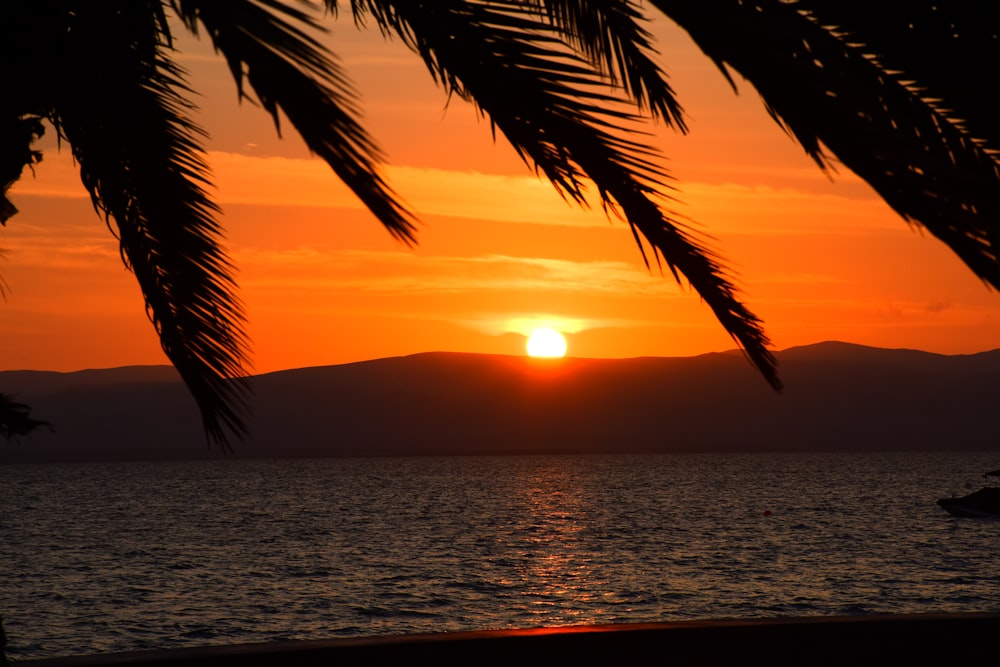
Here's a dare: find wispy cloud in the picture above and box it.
[1,224,119,269]
[751,271,850,286]
[235,247,682,296]
[209,158,903,237]
[9,149,898,237]
[677,182,899,235]
[207,153,611,226]
[469,313,651,336]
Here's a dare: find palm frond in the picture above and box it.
[0,393,51,441]
[791,1,1000,155]
[350,0,780,389]
[170,0,417,243]
[519,0,687,129]
[0,115,44,224]
[0,4,52,225]
[654,0,1000,291]
[49,2,251,447]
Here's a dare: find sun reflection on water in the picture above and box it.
[6,453,1000,660]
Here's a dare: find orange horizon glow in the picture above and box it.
[2,15,999,375]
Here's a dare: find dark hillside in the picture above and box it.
[2,343,998,462]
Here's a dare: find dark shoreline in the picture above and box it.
[23,613,1000,667]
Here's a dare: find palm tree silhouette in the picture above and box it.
[1,1,997,446]
[0,394,50,442]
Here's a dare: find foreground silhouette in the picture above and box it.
[0,393,49,441]
[18,615,1000,667]
[1,2,998,445]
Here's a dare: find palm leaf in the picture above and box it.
[0,393,51,441]
[48,2,251,447]
[0,115,44,224]
[0,3,52,225]
[517,0,687,129]
[655,0,1000,290]
[170,0,417,243]
[348,0,780,389]
[792,1,1000,155]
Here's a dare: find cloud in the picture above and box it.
[235,247,682,296]
[8,149,899,238]
[207,153,611,227]
[470,314,651,336]
[207,157,905,237]
[5,150,85,199]
[677,182,900,235]
[925,300,955,314]
[752,271,850,286]
[0,222,120,270]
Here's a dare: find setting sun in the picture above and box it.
[526,328,567,358]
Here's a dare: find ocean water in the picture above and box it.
[2,452,999,660]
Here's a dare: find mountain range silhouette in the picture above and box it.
[2,341,999,463]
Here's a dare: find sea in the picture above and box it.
[2,452,1000,661]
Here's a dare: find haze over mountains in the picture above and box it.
[2,341,999,463]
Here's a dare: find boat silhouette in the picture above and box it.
[938,470,1000,517]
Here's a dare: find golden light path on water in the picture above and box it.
[3,453,1000,660]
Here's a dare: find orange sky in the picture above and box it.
[3,12,999,374]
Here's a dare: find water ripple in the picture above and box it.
[3,452,1000,659]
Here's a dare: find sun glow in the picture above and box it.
[526,328,568,358]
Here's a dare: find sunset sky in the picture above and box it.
[3,12,999,375]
